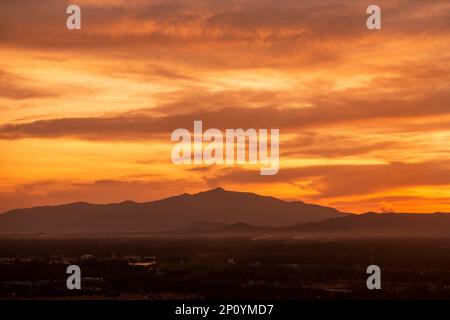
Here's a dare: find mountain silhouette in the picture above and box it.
[0,187,344,234]
[183,212,450,238]
[284,212,450,237]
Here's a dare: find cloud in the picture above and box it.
[0,70,59,100]
[1,89,449,140]
[281,133,401,158]
[1,0,448,52]
[204,160,450,199]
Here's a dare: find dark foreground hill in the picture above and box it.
[285,212,450,237]
[0,187,344,234]
[196,212,450,238]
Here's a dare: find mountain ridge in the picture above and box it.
[175,212,450,238]
[0,187,344,234]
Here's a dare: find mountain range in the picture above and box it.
[0,187,343,234]
[1,187,449,237]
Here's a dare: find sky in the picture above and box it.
[0,0,449,213]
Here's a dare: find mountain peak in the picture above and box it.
[211,187,226,192]
[193,187,228,197]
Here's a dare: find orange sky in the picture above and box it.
[1,0,450,213]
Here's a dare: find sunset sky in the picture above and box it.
[0,0,449,213]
